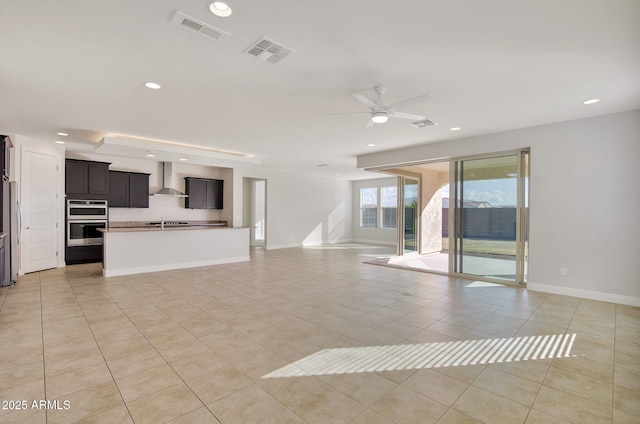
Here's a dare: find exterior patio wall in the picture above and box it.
[442,208,517,240]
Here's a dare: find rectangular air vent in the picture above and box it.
[244,37,295,64]
[410,119,437,128]
[170,11,231,43]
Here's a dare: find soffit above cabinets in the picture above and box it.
[94,136,260,168]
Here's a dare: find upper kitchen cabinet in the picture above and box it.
[109,171,150,208]
[65,159,111,199]
[184,177,223,209]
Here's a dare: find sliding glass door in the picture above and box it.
[398,177,419,255]
[452,152,528,284]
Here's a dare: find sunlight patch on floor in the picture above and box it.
[262,333,577,379]
[465,281,505,288]
[304,244,390,250]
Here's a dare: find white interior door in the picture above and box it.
[21,150,59,273]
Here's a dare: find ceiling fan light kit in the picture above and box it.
[371,111,389,124]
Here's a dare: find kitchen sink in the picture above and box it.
[149,221,189,227]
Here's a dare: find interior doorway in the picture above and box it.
[243,178,266,248]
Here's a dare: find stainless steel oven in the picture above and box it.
[66,200,108,246]
[67,220,106,246]
[67,199,108,220]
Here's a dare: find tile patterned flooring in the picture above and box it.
[0,244,638,423]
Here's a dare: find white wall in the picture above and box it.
[351,177,398,245]
[358,109,640,306]
[232,167,352,249]
[65,152,232,223]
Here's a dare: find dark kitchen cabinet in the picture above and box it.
[65,159,111,199]
[66,160,87,194]
[184,177,223,209]
[108,171,128,207]
[1,134,11,181]
[66,245,102,265]
[184,178,206,209]
[129,173,149,208]
[108,171,150,208]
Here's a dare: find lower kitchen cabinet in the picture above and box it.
[66,245,103,265]
[109,171,150,208]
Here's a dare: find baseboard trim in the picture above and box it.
[527,282,640,307]
[265,243,302,250]
[267,239,355,250]
[351,238,396,246]
[103,256,250,277]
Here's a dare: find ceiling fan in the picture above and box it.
[332,86,431,127]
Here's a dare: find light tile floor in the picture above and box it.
[0,244,638,423]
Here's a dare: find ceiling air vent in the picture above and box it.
[170,11,231,43]
[410,119,437,128]
[244,37,295,64]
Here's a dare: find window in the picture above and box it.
[381,186,397,229]
[360,185,398,229]
[360,187,378,228]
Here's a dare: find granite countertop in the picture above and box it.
[100,220,243,233]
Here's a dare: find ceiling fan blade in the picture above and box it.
[387,93,431,110]
[352,93,382,111]
[389,111,426,121]
[365,119,375,128]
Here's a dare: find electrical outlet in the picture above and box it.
[560,267,568,277]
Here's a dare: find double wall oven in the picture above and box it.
[66,200,107,246]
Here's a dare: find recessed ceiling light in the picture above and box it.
[179,158,188,161]
[56,132,68,137]
[367,143,376,147]
[144,82,161,90]
[54,140,65,144]
[336,173,341,176]
[209,1,232,17]
[583,98,600,105]
[450,127,461,131]
[146,151,155,157]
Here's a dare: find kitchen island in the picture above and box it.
[100,221,250,277]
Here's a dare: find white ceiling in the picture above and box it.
[1,0,639,180]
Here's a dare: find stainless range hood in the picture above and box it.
[152,162,188,197]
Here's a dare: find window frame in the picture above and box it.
[359,185,398,229]
[360,187,378,228]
